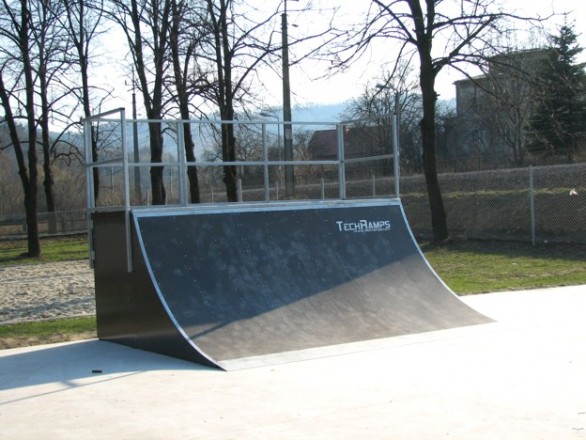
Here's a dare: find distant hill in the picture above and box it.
[292,102,349,122]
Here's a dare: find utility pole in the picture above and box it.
[282,0,297,198]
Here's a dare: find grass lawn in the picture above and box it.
[422,240,586,294]
[1,235,585,348]
[0,235,88,265]
[0,317,96,350]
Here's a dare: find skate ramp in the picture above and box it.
[93,200,491,369]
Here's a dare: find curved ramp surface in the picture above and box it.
[119,200,490,369]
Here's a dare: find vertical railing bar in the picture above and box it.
[84,118,95,268]
[237,178,243,202]
[392,112,400,199]
[176,121,188,205]
[262,123,270,202]
[337,123,346,199]
[120,109,133,273]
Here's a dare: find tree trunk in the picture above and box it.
[43,162,57,233]
[92,128,100,202]
[208,0,238,202]
[24,183,41,257]
[39,72,57,233]
[0,72,40,257]
[17,2,41,257]
[148,121,166,205]
[222,122,238,202]
[184,131,201,203]
[420,63,449,242]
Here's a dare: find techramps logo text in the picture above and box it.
[335,219,391,233]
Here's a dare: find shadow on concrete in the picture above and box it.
[0,339,214,394]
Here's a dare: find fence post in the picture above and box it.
[237,178,243,202]
[529,165,536,245]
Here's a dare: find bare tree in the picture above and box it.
[0,127,26,215]
[331,0,541,242]
[105,0,175,205]
[454,47,548,168]
[343,63,423,174]
[167,0,210,203]
[200,0,281,201]
[0,0,41,256]
[28,0,76,233]
[60,0,106,201]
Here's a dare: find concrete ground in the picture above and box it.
[1,285,585,440]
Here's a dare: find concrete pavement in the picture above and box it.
[1,285,585,439]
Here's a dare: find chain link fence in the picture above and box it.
[0,210,87,238]
[235,161,585,244]
[1,161,584,245]
[400,162,586,244]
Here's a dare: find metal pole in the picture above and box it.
[176,121,188,205]
[392,111,400,199]
[237,177,243,202]
[395,92,400,155]
[132,83,142,204]
[83,118,95,268]
[282,1,295,197]
[337,123,346,199]
[262,123,270,201]
[259,111,282,187]
[120,109,133,272]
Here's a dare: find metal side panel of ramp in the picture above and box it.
[93,199,491,370]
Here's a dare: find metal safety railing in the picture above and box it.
[84,110,400,271]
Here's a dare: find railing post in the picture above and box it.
[392,112,400,199]
[84,117,95,267]
[120,109,133,272]
[237,178,243,202]
[337,123,346,199]
[262,123,270,202]
[177,120,188,206]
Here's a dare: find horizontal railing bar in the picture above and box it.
[87,159,345,168]
[82,107,125,122]
[344,154,394,164]
[88,118,341,126]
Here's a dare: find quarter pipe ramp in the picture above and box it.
[92,199,491,369]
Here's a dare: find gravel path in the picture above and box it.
[0,261,95,324]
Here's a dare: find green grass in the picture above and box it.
[0,317,96,349]
[422,240,586,295]
[1,236,586,348]
[0,235,89,266]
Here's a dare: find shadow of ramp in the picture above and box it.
[93,200,491,370]
[0,340,210,394]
